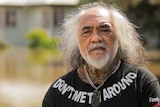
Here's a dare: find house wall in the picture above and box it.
[1,7,29,45]
[0,5,75,46]
[28,6,54,36]
[0,7,5,40]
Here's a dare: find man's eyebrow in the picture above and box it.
[82,26,92,31]
[99,24,111,28]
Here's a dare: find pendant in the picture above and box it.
[91,90,101,107]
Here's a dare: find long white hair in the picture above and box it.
[60,2,147,71]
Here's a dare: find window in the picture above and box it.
[53,7,64,27]
[5,9,17,27]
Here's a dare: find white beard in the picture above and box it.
[79,42,118,70]
[86,53,110,69]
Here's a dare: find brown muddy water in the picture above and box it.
[0,47,159,107]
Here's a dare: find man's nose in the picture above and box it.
[91,31,102,43]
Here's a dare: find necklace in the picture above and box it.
[84,60,121,107]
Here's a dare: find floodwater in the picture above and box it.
[0,47,67,107]
[0,47,160,107]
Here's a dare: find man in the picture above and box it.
[43,2,160,107]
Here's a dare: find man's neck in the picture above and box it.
[77,58,120,84]
[85,58,119,84]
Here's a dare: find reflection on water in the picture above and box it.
[0,47,160,107]
[0,80,47,107]
[0,47,67,107]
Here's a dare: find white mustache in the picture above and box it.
[88,42,107,52]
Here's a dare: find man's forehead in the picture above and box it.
[79,7,112,24]
[81,7,110,18]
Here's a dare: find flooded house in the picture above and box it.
[0,0,79,46]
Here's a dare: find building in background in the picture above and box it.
[0,0,79,46]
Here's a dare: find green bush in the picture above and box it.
[26,29,60,49]
[49,37,60,48]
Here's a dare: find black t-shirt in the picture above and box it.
[43,61,160,107]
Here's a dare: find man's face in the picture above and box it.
[78,7,119,69]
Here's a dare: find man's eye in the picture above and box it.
[83,30,91,34]
[101,29,113,35]
[101,29,111,33]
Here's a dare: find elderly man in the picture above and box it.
[43,2,160,107]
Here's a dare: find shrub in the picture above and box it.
[26,29,60,49]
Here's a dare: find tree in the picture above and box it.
[127,0,160,49]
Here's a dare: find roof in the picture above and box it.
[0,0,79,6]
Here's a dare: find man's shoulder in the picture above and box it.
[121,61,158,82]
[52,69,78,85]
[119,61,139,74]
[61,69,77,79]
